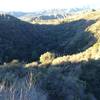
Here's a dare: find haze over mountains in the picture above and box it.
[4,8,90,22]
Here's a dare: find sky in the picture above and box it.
[0,0,100,12]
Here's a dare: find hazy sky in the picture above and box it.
[0,0,100,12]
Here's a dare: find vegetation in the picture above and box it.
[0,11,100,100]
[0,13,96,64]
[40,52,55,64]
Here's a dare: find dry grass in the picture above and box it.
[25,62,38,68]
[51,11,100,65]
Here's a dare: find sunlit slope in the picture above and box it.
[52,11,100,65]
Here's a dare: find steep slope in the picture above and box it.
[0,13,95,63]
[52,11,100,65]
[0,14,36,63]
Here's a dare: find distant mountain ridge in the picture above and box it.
[5,8,90,21]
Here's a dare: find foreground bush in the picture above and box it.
[37,68,96,100]
[40,52,55,64]
[0,60,97,100]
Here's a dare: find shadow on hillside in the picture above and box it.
[30,19,97,55]
[0,17,97,63]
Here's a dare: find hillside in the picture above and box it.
[0,11,100,100]
[52,10,100,65]
[24,10,100,100]
[0,13,96,64]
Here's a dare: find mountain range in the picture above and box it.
[5,8,90,22]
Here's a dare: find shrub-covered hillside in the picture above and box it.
[0,13,96,63]
[52,11,100,65]
[1,11,100,100]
